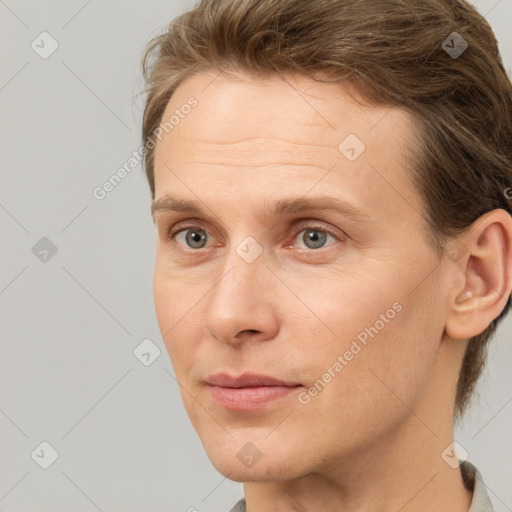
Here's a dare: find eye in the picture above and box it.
[167,223,343,251]
[292,225,340,250]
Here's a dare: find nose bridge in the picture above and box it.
[213,235,266,307]
[203,235,272,340]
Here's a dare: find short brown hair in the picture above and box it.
[140,0,512,420]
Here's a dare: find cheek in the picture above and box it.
[291,271,400,359]
[152,258,202,332]
[153,269,175,336]
[295,267,440,413]
[153,265,198,369]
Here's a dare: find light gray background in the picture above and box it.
[1,1,511,511]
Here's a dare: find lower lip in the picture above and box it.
[207,385,301,410]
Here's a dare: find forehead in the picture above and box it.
[153,70,422,218]
[158,71,414,161]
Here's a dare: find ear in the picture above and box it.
[445,209,512,340]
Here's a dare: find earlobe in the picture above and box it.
[444,209,512,341]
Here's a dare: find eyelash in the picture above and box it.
[166,222,343,251]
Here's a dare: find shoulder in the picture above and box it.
[227,497,246,512]
[460,460,495,512]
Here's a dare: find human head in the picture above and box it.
[141,0,512,422]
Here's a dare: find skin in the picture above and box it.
[151,70,512,512]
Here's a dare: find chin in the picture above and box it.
[203,439,310,483]
[210,456,301,483]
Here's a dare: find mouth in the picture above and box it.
[206,384,302,410]
[205,372,302,410]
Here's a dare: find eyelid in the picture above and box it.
[167,222,213,240]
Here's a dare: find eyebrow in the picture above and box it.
[151,194,371,223]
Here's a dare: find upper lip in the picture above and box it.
[206,372,300,388]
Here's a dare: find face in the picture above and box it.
[152,71,453,482]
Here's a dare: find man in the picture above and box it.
[140,0,512,510]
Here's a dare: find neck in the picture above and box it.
[243,417,473,512]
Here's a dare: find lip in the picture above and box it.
[207,385,300,410]
[205,372,300,388]
[205,373,302,410]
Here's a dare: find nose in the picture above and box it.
[202,245,279,345]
